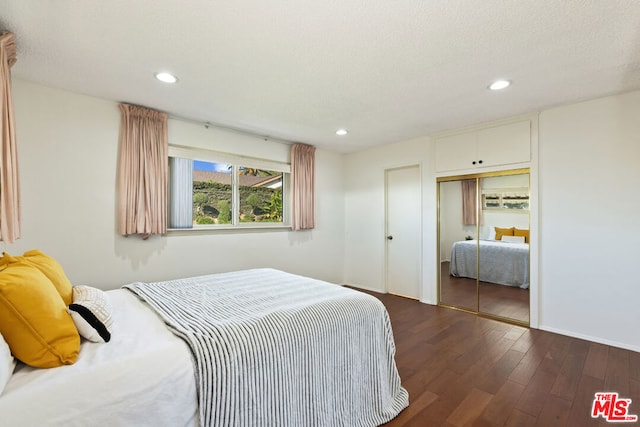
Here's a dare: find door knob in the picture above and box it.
[387,235,393,240]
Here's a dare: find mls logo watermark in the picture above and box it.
[592,392,638,422]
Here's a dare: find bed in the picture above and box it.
[0,268,408,427]
[449,239,530,289]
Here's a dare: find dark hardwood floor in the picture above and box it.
[362,291,640,426]
[440,261,529,324]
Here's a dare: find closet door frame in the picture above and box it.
[437,168,531,327]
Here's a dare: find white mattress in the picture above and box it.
[125,268,409,426]
[450,239,530,288]
[0,289,198,427]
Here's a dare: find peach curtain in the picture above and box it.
[117,103,168,239]
[291,143,315,230]
[461,179,477,225]
[0,31,20,243]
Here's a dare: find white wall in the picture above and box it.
[345,89,640,351]
[538,90,640,351]
[10,79,640,351]
[5,80,345,289]
[343,137,438,304]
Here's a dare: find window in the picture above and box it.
[237,167,284,223]
[192,160,233,225]
[481,188,529,211]
[168,146,290,229]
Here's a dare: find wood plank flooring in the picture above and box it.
[440,261,529,323]
[361,291,640,426]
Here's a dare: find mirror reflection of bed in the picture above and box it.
[438,171,530,325]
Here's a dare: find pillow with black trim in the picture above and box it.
[68,286,113,343]
[0,332,15,396]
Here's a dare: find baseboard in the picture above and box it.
[539,325,640,353]
[342,283,385,293]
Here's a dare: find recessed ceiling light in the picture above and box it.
[336,129,348,136]
[488,80,511,91]
[155,72,178,83]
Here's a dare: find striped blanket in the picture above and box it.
[124,269,408,427]
[450,239,530,289]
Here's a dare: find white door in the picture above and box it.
[385,165,421,299]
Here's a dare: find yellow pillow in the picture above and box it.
[494,226,514,240]
[514,228,530,243]
[0,261,80,368]
[0,250,73,306]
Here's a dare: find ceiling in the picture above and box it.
[1,1,640,153]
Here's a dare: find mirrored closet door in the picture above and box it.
[438,169,530,325]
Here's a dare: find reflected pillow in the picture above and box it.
[494,226,514,240]
[514,228,530,243]
[502,235,525,243]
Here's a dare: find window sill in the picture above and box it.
[167,224,292,236]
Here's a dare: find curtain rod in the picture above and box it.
[166,113,297,146]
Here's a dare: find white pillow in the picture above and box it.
[501,235,525,243]
[0,332,16,396]
[67,286,113,343]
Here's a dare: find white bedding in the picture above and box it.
[450,239,530,289]
[0,290,198,427]
[125,268,409,427]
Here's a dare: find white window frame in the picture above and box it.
[168,145,291,231]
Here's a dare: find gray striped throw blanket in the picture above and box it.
[124,268,408,427]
